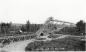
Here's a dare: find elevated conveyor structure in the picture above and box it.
[35,18,76,37]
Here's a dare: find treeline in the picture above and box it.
[0,20,43,35]
[21,20,43,33]
[21,24,43,33]
[0,23,11,34]
[56,20,85,36]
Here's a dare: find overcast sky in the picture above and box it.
[0,0,86,24]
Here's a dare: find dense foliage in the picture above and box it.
[0,23,11,34]
[0,20,43,37]
[21,24,43,32]
[76,20,85,35]
[21,20,43,32]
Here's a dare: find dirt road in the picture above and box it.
[0,39,35,52]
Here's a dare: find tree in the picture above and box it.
[26,20,31,32]
[76,20,85,35]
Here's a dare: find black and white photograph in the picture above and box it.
[0,0,86,52]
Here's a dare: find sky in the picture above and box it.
[0,0,86,24]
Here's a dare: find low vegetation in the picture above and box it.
[48,34,62,38]
[25,36,85,51]
[0,34,36,47]
[36,38,46,40]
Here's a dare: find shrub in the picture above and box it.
[36,38,46,40]
[48,34,62,38]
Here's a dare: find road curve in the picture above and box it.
[0,39,35,52]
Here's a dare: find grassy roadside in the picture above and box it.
[25,36,85,51]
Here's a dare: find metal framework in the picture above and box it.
[35,19,76,37]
